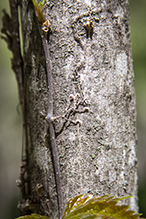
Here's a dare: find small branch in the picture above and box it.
[1,0,24,105]
[55,94,89,137]
[41,32,63,219]
[32,1,63,216]
[9,0,24,104]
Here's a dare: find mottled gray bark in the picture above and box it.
[21,0,138,218]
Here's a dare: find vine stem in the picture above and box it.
[41,33,63,219]
[9,0,24,105]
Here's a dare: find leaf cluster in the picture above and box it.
[16,194,145,219]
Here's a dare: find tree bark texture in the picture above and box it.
[21,0,138,218]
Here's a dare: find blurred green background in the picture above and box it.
[0,0,146,218]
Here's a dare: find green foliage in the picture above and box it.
[31,0,46,24]
[32,0,45,8]
[16,213,50,219]
[62,194,142,219]
[16,194,145,219]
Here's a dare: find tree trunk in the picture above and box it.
[20,0,138,218]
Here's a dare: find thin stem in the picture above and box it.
[9,0,24,105]
[42,33,63,219]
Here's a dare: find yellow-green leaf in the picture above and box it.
[15,195,145,219]
[31,0,45,24]
[62,195,143,219]
[16,213,50,219]
[39,0,46,8]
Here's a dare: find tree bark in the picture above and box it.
[20,0,138,218]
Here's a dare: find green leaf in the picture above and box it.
[15,195,145,219]
[39,0,46,7]
[32,0,45,8]
[62,195,143,219]
[16,213,50,219]
[31,0,45,24]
